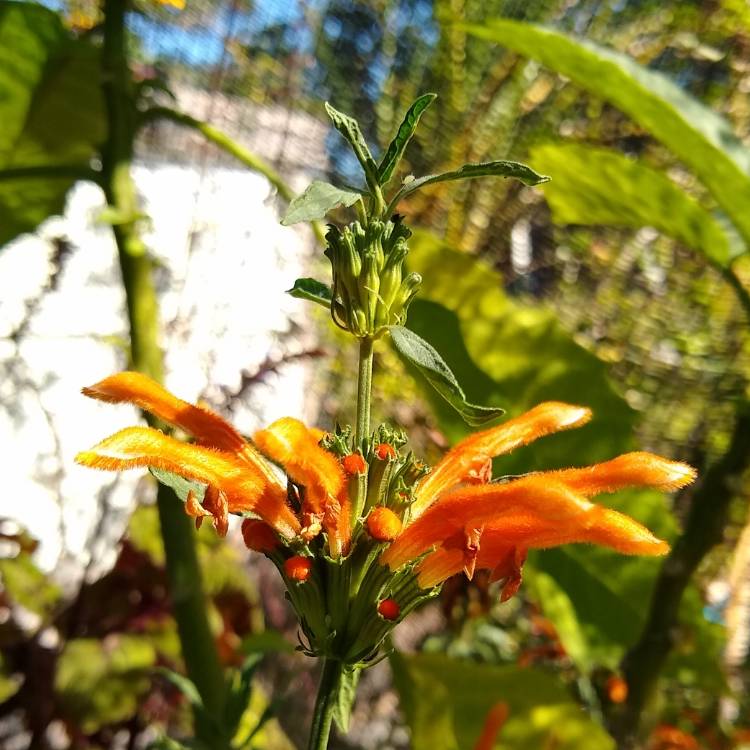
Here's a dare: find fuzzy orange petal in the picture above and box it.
[76,426,299,537]
[546,452,696,496]
[412,402,592,516]
[253,417,344,514]
[323,487,352,558]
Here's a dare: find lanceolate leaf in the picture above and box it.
[281,180,361,225]
[388,159,549,212]
[286,277,333,307]
[531,143,736,267]
[463,18,750,251]
[150,468,206,504]
[324,102,380,190]
[0,2,104,247]
[333,667,361,732]
[388,325,505,426]
[378,93,437,186]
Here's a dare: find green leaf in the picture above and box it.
[377,93,437,186]
[280,180,361,225]
[531,143,736,267]
[286,277,333,307]
[391,652,615,750]
[333,667,361,732]
[463,18,750,250]
[223,654,263,736]
[324,102,380,189]
[241,631,295,655]
[150,467,206,504]
[0,545,62,619]
[156,667,205,711]
[389,160,548,211]
[0,2,105,247]
[388,324,505,426]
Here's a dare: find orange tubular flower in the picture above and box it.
[380,402,696,596]
[75,372,353,549]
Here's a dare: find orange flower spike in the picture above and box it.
[241,519,279,553]
[284,555,313,583]
[473,702,509,750]
[75,426,300,538]
[254,417,344,513]
[413,402,592,516]
[549,452,697,496]
[366,507,402,542]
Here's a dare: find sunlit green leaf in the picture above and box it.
[464,18,750,250]
[377,93,437,186]
[286,277,333,307]
[324,102,380,189]
[0,1,104,247]
[531,143,735,267]
[280,180,361,225]
[391,652,615,750]
[388,324,505,426]
[150,467,206,504]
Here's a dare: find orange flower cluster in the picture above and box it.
[77,373,696,607]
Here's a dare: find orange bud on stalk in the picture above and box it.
[606,675,628,704]
[284,555,312,582]
[375,443,397,461]
[378,598,400,620]
[241,519,279,552]
[366,507,403,541]
[342,452,367,475]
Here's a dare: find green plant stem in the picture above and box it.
[355,336,374,448]
[608,404,750,748]
[100,0,225,732]
[140,105,326,246]
[307,658,343,750]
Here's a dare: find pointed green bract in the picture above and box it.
[287,277,333,307]
[377,93,437,186]
[150,467,206,504]
[281,180,362,225]
[324,102,381,191]
[387,159,549,214]
[388,324,504,426]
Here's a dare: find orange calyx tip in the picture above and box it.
[375,443,397,461]
[284,555,312,582]
[606,675,628,704]
[377,598,400,620]
[473,702,509,750]
[366,507,403,542]
[342,452,367,475]
[241,519,279,553]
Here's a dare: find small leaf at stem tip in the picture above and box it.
[333,668,361,732]
[378,93,437,186]
[324,102,380,188]
[281,180,362,225]
[286,277,333,307]
[388,325,505,426]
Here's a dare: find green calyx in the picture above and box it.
[325,215,422,338]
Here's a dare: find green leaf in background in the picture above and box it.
[156,667,205,711]
[388,324,505,426]
[55,636,156,734]
[324,102,380,189]
[531,143,735,267]
[286,277,333,307]
[389,159,549,211]
[391,652,615,750]
[0,544,62,619]
[150,467,206,504]
[463,18,750,251]
[377,93,437,186]
[0,1,104,247]
[280,180,361,225]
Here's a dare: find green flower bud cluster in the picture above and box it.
[325,215,422,337]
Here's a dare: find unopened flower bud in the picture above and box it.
[342,452,367,475]
[241,519,279,552]
[366,506,402,541]
[377,598,400,620]
[284,555,312,582]
[374,443,397,461]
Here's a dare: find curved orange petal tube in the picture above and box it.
[546,452,697,496]
[412,402,592,516]
[253,417,344,514]
[75,426,299,538]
